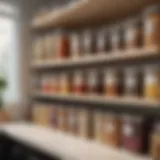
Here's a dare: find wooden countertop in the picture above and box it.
[0,123,151,160]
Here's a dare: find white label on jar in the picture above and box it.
[105,122,115,133]
[145,74,158,85]
[123,125,134,137]
[88,73,98,86]
[106,75,118,85]
[145,20,155,34]
[74,73,83,85]
[126,77,137,87]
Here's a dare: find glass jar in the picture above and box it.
[104,68,122,97]
[49,106,57,129]
[78,108,93,139]
[144,5,160,48]
[144,65,160,100]
[83,29,96,55]
[94,111,104,142]
[70,33,81,59]
[124,68,142,97]
[67,108,78,135]
[102,113,121,147]
[73,71,87,94]
[121,115,150,153]
[97,29,111,53]
[87,69,103,95]
[60,73,72,94]
[124,18,143,49]
[111,26,123,51]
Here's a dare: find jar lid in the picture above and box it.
[144,4,160,16]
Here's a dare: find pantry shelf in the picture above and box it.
[31,47,160,70]
[32,92,160,114]
[31,0,160,30]
[1,124,151,160]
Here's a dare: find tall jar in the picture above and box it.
[78,108,93,139]
[144,65,160,100]
[56,31,70,59]
[70,32,81,59]
[73,71,87,94]
[104,68,122,97]
[124,18,143,49]
[102,113,121,147]
[87,69,103,95]
[144,5,160,48]
[94,110,104,142]
[124,68,142,97]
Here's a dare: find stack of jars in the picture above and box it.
[33,103,157,155]
[32,4,160,62]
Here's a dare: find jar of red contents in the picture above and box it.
[56,31,70,59]
[121,115,150,153]
[87,69,104,95]
[104,68,122,97]
[67,108,78,135]
[73,71,87,94]
[70,32,81,59]
[111,25,124,51]
[124,18,143,50]
[83,29,96,56]
[97,29,111,53]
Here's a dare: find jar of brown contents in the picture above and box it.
[144,5,160,48]
[102,113,121,147]
[124,18,143,49]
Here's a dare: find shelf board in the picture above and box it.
[33,92,160,109]
[1,124,151,160]
[31,47,160,70]
[31,0,160,30]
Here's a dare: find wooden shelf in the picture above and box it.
[33,92,160,109]
[31,48,160,70]
[31,0,160,30]
[1,124,151,160]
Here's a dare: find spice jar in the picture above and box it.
[83,29,96,55]
[124,68,142,97]
[87,69,103,95]
[104,68,123,97]
[50,74,60,93]
[121,115,150,153]
[111,26,123,51]
[57,107,68,132]
[49,106,57,128]
[94,111,104,142]
[42,74,50,93]
[78,108,93,139]
[102,113,121,147]
[70,33,81,59]
[67,108,78,135]
[144,5,160,48]
[73,71,87,94]
[60,73,72,94]
[56,32,70,59]
[97,29,111,53]
[151,121,160,159]
[144,65,160,100]
[124,18,143,49]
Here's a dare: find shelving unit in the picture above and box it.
[0,124,151,160]
[31,47,160,70]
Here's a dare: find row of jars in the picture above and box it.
[32,103,159,156]
[33,4,160,62]
[33,65,160,100]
